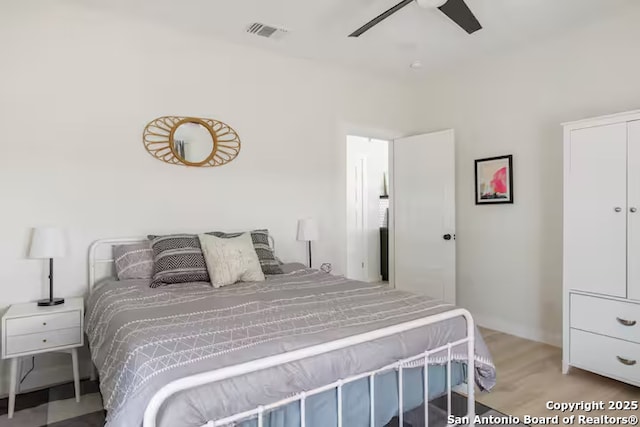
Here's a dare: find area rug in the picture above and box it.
[386,392,526,427]
[0,380,521,427]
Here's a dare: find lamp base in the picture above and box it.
[37,298,65,307]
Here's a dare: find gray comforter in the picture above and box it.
[85,267,496,427]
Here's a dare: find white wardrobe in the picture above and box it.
[563,110,640,386]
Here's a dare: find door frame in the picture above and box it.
[345,135,391,283]
[342,123,399,286]
[389,139,396,288]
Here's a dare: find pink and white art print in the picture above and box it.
[475,155,513,205]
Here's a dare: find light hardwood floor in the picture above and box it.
[476,328,640,420]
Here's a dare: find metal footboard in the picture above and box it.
[142,308,476,427]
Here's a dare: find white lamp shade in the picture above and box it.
[297,218,319,242]
[29,227,67,259]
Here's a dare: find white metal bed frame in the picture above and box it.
[88,238,477,427]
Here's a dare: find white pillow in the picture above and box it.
[198,233,265,288]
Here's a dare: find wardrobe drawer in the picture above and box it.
[5,328,81,356]
[571,294,640,344]
[6,311,80,337]
[570,329,640,386]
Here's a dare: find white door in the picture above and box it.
[566,123,627,297]
[392,129,456,303]
[346,153,367,281]
[628,120,640,301]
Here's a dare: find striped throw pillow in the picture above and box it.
[148,234,210,287]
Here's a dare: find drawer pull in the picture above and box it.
[616,317,637,327]
[617,356,637,366]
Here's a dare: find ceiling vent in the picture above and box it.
[246,23,288,40]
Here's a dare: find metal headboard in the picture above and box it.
[88,237,147,293]
[88,235,276,293]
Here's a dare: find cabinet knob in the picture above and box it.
[616,356,637,366]
[616,317,637,326]
[42,339,47,343]
[631,207,638,213]
[614,207,622,212]
[42,322,47,326]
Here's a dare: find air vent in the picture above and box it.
[246,23,288,40]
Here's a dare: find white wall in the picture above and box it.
[418,3,640,345]
[0,0,421,392]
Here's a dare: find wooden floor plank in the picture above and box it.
[476,328,640,420]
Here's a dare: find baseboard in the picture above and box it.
[473,313,561,347]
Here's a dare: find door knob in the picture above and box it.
[614,207,622,212]
[631,207,638,213]
[443,234,452,241]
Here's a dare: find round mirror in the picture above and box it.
[143,116,240,167]
[172,121,214,164]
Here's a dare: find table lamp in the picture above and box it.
[29,227,66,306]
[297,218,318,268]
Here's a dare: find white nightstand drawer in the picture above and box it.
[5,327,81,356]
[6,311,80,337]
[570,329,640,386]
[571,293,640,343]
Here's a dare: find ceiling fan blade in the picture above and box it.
[349,0,413,37]
[438,0,482,34]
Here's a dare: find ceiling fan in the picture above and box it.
[349,0,482,37]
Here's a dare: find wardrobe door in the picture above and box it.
[628,120,640,301]
[566,123,627,297]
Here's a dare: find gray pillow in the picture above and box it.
[113,242,154,280]
[210,229,283,275]
[148,234,209,287]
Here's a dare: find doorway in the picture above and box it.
[346,130,457,303]
[346,136,390,283]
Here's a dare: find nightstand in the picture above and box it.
[1,297,83,418]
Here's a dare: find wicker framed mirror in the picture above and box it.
[143,116,241,167]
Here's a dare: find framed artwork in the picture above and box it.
[475,155,513,205]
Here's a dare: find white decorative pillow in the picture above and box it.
[198,233,265,288]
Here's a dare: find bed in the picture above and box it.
[86,238,496,427]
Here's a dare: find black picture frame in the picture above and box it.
[475,155,514,205]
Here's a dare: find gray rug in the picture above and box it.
[385,392,524,427]
[0,380,104,426]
